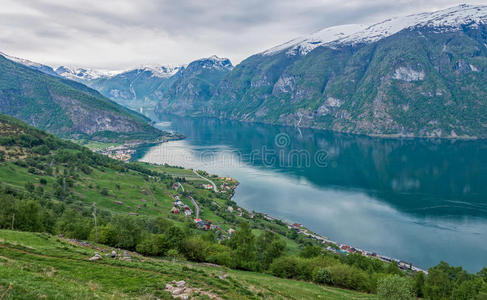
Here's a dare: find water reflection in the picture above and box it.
[136,114,487,271]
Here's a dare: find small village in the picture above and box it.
[95,145,137,162]
[168,173,428,275]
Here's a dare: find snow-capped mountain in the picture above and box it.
[155,55,233,115]
[263,4,487,56]
[54,66,122,82]
[0,51,58,76]
[163,4,487,139]
[190,55,233,71]
[137,65,185,78]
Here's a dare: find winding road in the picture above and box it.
[174,182,185,192]
[175,181,199,218]
[192,169,218,193]
[190,197,200,219]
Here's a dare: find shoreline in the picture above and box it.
[194,167,429,274]
[155,112,483,141]
[91,132,185,162]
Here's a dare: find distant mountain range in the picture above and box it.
[7,54,233,113]
[0,53,162,142]
[6,4,487,139]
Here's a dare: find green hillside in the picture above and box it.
[1,113,486,299]
[0,55,162,142]
[0,230,377,299]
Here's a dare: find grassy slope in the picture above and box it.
[0,160,301,253]
[0,230,376,300]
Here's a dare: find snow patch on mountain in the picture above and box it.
[0,51,58,76]
[392,67,425,81]
[137,65,185,78]
[263,4,487,56]
[263,24,367,56]
[55,66,123,81]
[195,55,233,71]
[0,51,44,68]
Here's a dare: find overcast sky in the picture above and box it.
[1,0,485,70]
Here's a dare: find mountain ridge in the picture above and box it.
[156,4,487,139]
[0,53,163,142]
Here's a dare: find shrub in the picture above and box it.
[299,245,322,258]
[313,267,333,285]
[377,275,414,300]
[111,216,143,250]
[451,278,483,300]
[25,182,35,193]
[90,224,118,246]
[424,268,452,299]
[329,264,370,292]
[166,249,181,260]
[269,256,314,280]
[32,145,50,155]
[181,237,208,262]
[100,188,109,196]
[136,234,168,256]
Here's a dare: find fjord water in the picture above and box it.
[136,114,487,272]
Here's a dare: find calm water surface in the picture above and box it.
[136,114,487,272]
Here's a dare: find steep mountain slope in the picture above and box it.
[165,4,487,139]
[0,54,162,142]
[0,51,59,77]
[84,65,183,110]
[156,55,233,115]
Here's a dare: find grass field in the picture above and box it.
[0,159,302,256]
[0,230,377,300]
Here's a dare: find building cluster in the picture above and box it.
[170,196,193,217]
[219,181,234,192]
[284,219,428,274]
[95,145,136,162]
[201,184,213,190]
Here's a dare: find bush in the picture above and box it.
[90,224,118,246]
[269,256,314,280]
[166,249,182,260]
[136,234,168,256]
[55,210,92,240]
[424,268,452,299]
[328,264,370,292]
[111,216,143,250]
[313,267,333,285]
[377,275,414,300]
[32,145,50,155]
[451,279,483,300]
[100,188,109,196]
[210,243,236,267]
[181,237,208,262]
[299,245,322,258]
[25,182,35,193]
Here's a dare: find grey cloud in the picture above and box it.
[0,0,485,69]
